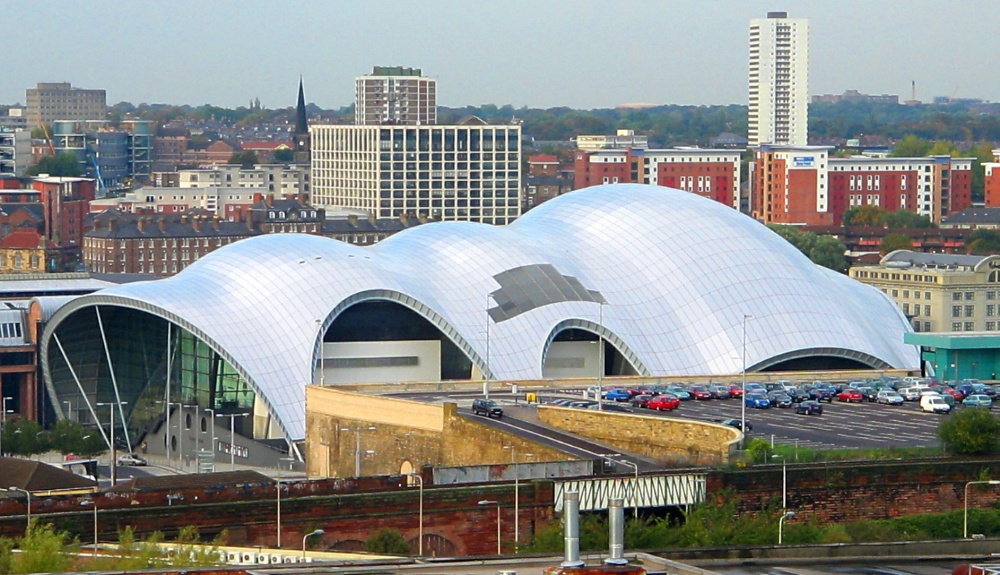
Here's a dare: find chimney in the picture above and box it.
[400,212,409,226]
[181,215,188,224]
[347,214,358,227]
[212,215,220,231]
[266,193,274,207]
[368,212,376,226]
[193,216,201,232]
[109,218,117,231]
[137,218,146,233]
[245,210,254,231]
[252,192,263,205]
[605,498,627,565]
[560,492,584,568]
[417,212,427,224]
[158,218,166,233]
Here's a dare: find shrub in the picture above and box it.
[938,408,1000,455]
[364,528,411,555]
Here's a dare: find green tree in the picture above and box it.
[885,210,933,229]
[272,148,294,163]
[12,523,75,574]
[843,205,888,227]
[890,134,933,158]
[25,153,84,177]
[967,229,1000,255]
[48,419,107,458]
[767,225,847,273]
[880,233,913,254]
[228,150,259,169]
[363,528,411,555]
[938,408,1000,455]
[2,419,49,458]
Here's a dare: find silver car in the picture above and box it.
[876,390,904,405]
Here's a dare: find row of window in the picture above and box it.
[0,322,23,339]
[856,270,937,282]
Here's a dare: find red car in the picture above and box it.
[688,385,713,400]
[728,385,744,398]
[647,394,680,411]
[941,387,965,401]
[837,388,864,403]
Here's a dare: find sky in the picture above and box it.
[3,0,998,111]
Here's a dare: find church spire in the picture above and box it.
[295,76,308,136]
[294,77,310,164]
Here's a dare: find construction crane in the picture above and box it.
[38,117,54,155]
[88,152,108,196]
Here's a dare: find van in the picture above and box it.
[920,394,952,414]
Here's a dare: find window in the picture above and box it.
[892,289,898,297]
[953,322,963,331]
[902,303,909,314]
[925,292,931,300]
[903,290,909,299]
[953,292,962,301]
[966,322,975,331]
[965,305,974,317]
[989,321,996,331]
[966,292,975,300]
[924,305,931,316]
[989,291,997,300]
[952,305,962,318]
[989,305,997,317]
[924,322,931,332]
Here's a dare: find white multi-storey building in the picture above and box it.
[355,67,437,126]
[749,12,809,147]
[0,130,32,177]
[311,121,521,225]
[177,164,310,195]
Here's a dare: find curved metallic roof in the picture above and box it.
[43,183,919,442]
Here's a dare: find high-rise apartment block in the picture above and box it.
[311,120,521,224]
[752,145,972,225]
[355,67,437,126]
[748,12,809,146]
[52,120,153,190]
[25,82,107,124]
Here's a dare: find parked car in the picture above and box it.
[786,388,810,403]
[856,386,879,402]
[745,392,771,409]
[899,387,922,401]
[590,402,633,413]
[688,385,713,400]
[117,453,147,466]
[794,400,824,415]
[647,394,680,411]
[941,387,965,402]
[727,384,744,398]
[720,418,752,432]
[767,391,793,408]
[472,398,503,418]
[605,388,632,402]
[836,388,864,403]
[631,394,653,408]
[807,387,835,402]
[745,382,766,393]
[665,386,692,401]
[709,385,732,399]
[876,390,905,405]
[963,394,993,409]
[920,393,952,414]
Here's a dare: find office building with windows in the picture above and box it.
[26,82,107,124]
[849,250,1000,334]
[748,12,809,146]
[311,119,521,224]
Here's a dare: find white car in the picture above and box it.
[899,387,922,401]
[876,390,904,405]
[117,453,147,466]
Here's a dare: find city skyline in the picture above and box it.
[2,0,998,111]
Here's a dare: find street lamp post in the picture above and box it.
[778,511,796,545]
[340,426,376,477]
[741,314,753,445]
[597,301,604,412]
[408,473,423,556]
[773,454,787,509]
[478,499,501,555]
[1,396,12,456]
[484,294,491,400]
[964,480,1000,538]
[503,445,533,549]
[81,498,98,547]
[8,487,30,532]
[215,413,249,471]
[603,454,639,519]
[96,401,127,486]
[302,528,324,558]
[203,408,215,471]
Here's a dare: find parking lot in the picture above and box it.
[537,391,951,451]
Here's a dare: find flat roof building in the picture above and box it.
[26,82,106,124]
[749,12,809,146]
[355,67,437,126]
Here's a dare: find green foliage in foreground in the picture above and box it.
[523,492,1000,552]
[0,522,226,574]
[364,528,412,555]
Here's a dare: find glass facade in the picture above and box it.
[47,306,253,450]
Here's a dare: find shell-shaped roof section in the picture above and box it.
[47,183,919,442]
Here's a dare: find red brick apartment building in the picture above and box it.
[753,145,972,225]
[574,148,743,208]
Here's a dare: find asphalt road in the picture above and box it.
[394,389,952,451]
